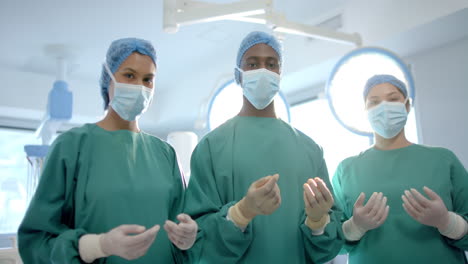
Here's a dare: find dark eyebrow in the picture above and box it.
[119,68,137,73]
[120,68,154,78]
[244,56,260,61]
[245,56,279,61]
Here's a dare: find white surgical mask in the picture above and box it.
[104,63,154,121]
[367,99,409,139]
[238,68,280,110]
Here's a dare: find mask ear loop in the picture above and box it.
[235,67,243,85]
[103,63,117,84]
[403,97,411,108]
[403,97,411,114]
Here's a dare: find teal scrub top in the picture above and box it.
[18,124,185,264]
[183,116,344,264]
[332,144,468,264]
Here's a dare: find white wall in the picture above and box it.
[344,0,468,45]
[406,36,468,167]
[0,66,102,129]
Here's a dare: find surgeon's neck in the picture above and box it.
[238,97,277,118]
[374,129,412,150]
[97,108,141,133]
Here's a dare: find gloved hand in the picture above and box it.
[303,177,334,222]
[342,192,389,241]
[239,174,281,217]
[100,224,160,260]
[350,192,389,232]
[402,186,450,230]
[164,214,198,250]
[230,174,281,227]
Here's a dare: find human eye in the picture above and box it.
[248,63,258,69]
[123,73,135,79]
[268,63,278,69]
[144,77,154,84]
[366,100,379,108]
[267,59,279,69]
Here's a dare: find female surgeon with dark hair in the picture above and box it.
[18,37,197,264]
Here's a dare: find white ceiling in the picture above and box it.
[1,0,467,137]
[0,0,346,82]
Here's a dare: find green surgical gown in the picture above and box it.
[332,144,468,264]
[18,124,185,264]
[183,116,344,264]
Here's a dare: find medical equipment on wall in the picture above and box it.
[23,45,73,204]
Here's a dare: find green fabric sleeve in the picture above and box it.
[300,210,345,264]
[301,154,345,263]
[168,145,185,221]
[331,161,361,254]
[182,139,253,263]
[18,133,87,264]
[443,150,468,250]
[166,145,193,264]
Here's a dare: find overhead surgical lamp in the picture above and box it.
[163,0,362,46]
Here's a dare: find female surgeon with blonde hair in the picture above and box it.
[18,38,197,264]
[332,74,468,264]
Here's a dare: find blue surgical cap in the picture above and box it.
[100,38,157,109]
[363,74,408,100]
[235,31,283,84]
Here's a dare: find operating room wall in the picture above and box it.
[405,35,468,167]
[0,67,102,129]
[344,0,468,44]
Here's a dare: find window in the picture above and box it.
[0,128,42,235]
[207,80,290,130]
[326,47,417,139]
[291,98,370,178]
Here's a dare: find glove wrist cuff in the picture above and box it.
[229,200,254,228]
[305,214,329,231]
[78,234,109,263]
[438,211,468,240]
[342,217,367,241]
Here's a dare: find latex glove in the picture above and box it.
[164,214,198,250]
[351,192,389,232]
[303,177,334,222]
[402,186,450,230]
[100,224,160,260]
[231,174,281,227]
